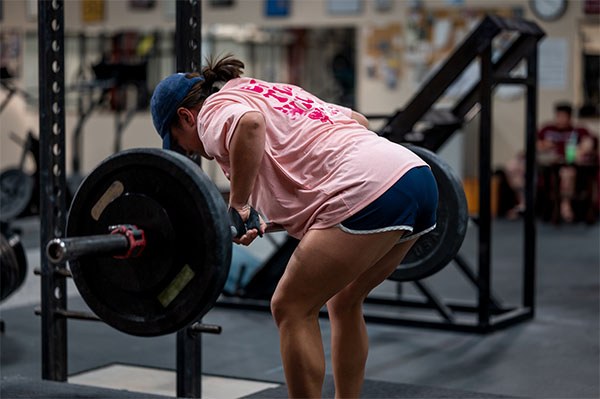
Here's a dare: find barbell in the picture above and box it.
[45,146,468,337]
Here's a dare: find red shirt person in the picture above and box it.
[537,102,596,222]
[537,103,593,165]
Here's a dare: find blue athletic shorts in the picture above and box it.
[338,166,438,243]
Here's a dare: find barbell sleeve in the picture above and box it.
[46,224,146,264]
[46,234,130,264]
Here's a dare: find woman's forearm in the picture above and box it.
[228,111,266,210]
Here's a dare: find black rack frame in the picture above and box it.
[174,0,204,397]
[38,1,207,398]
[361,16,543,332]
[370,16,543,333]
[39,0,68,381]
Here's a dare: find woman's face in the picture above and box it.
[170,107,213,159]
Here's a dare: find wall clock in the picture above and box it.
[529,0,568,21]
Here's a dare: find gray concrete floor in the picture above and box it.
[1,216,598,399]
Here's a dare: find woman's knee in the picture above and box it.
[270,289,317,328]
[270,290,289,327]
[327,289,364,320]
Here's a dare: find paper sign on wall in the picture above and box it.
[538,38,568,90]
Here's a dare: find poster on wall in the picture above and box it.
[328,0,362,15]
[364,24,403,89]
[82,0,105,23]
[265,0,290,17]
[538,38,568,90]
[404,7,523,99]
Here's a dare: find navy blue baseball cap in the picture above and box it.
[150,73,204,149]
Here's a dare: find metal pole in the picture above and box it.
[523,48,538,312]
[412,281,455,323]
[38,0,68,381]
[477,45,493,329]
[176,1,203,397]
[175,0,202,74]
[453,254,503,311]
[177,327,203,398]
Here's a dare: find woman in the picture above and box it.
[150,55,438,398]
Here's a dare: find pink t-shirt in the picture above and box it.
[198,77,427,239]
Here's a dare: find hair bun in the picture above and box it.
[202,54,244,85]
[202,68,218,83]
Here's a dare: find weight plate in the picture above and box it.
[11,233,28,290]
[388,145,469,282]
[67,149,231,337]
[0,168,34,223]
[0,232,27,302]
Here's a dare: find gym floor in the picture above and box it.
[1,216,598,399]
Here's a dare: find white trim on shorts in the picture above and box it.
[336,223,437,244]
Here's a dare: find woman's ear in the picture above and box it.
[176,107,196,128]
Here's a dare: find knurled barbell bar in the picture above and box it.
[44,146,467,337]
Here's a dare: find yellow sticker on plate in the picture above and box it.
[157,264,195,308]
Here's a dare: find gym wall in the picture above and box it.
[0,0,595,182]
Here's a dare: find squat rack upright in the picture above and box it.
[38,1,207,397]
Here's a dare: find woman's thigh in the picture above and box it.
[272,227,404,316]
[329,237,418,308]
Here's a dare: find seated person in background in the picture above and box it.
[537,102,596,222]
[504,150,526,220]
[504,102,598,222]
